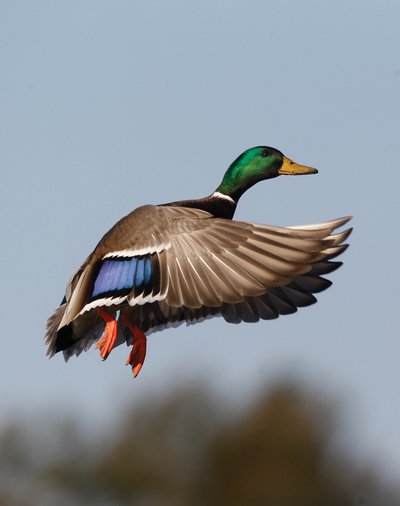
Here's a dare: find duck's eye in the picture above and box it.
[261,150,270,158]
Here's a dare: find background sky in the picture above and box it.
[1,0,400,483]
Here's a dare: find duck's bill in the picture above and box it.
[278,157,318,175]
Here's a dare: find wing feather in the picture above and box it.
[148,207,352,309]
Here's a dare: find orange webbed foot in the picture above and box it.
[121,314,147,378]
[96,308,118,360]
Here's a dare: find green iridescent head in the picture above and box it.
[215,146,317,201]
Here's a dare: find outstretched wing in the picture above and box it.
[45,205,351,356]
[154,211,350,309]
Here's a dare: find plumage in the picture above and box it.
[45,146,352,377]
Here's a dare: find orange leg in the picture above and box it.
[121,314,147,378]
[96,308,118,360]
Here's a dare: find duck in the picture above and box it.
[45,146,351,378]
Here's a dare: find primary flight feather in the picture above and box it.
[45,146,351,377]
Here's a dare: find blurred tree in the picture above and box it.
[0,383,399,506]
[201,386,349,506]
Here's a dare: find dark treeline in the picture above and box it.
[1,383,399,506]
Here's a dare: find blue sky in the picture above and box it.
[1,0,400,481]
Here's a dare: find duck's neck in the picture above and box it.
[215,157,261,202]
[163,193,237,219]
[162,155,263,218]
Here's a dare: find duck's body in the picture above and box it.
[45,147,351,377]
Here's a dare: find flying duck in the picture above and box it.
[45,146,351,377]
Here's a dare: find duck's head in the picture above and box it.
[215,146,318,202]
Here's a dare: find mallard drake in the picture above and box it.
[45,147,351,377]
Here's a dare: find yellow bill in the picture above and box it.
[278,156,318,175]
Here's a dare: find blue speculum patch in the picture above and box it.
[134,258,145,287]
[92,256,152,298]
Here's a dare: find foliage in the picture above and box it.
[0,383,398,506]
